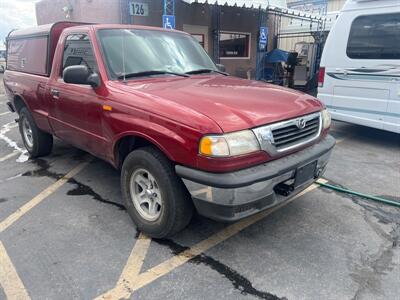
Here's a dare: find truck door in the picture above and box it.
[48,33,108,158]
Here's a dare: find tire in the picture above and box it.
[19,107,53,157]
[121,146,193,238]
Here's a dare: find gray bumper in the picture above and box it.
[176,135,335,221]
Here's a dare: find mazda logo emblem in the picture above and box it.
[297,119,306,129]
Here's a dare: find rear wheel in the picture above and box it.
[19,107,53,157]
[121,146,193,238]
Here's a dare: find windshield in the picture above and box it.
[98,29,218,79]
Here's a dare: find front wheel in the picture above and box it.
[19,107,53,157]
[121,147,193,238]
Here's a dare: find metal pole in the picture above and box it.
[212,4,220,64]
[163,0,175,15]
[255,7,268,81]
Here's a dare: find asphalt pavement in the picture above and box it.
[0,73,399,300]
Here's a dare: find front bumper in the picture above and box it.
[176,135,335,221]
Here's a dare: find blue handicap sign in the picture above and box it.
[259,27,268,50]
[259,27,268,43]
[163,15,175,29]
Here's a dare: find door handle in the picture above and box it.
[50,89,60,99]
[335,68,348,74]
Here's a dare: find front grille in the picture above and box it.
[252,112,322,156]
[272,114,321,150]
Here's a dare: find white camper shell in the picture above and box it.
[317,0,400,133]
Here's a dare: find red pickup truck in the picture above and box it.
[4,22,335,238]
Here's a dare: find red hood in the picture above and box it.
[111,75,323,133]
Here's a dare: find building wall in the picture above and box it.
[279,35,313,52]
[327,0,346,12]
[36,0,123,25]
[215,6,265,78]
[280,0,346,52]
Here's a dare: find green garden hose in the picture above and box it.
[316,181,400,208]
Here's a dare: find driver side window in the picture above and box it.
[61,33,98,77]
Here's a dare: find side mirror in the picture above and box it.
[216,64,226,72]
[63,65,100,88]
[87,73,101,88]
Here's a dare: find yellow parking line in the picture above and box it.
[95,233,151,300]
[0,160,91,233]
[0,151,19,162]
[97,179,327,298]
[0,241,31,300]
[335,138,345,144]
[335,134,352,145]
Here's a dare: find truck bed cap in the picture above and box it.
[7,22,89,40]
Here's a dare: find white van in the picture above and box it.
[318,0,400,133]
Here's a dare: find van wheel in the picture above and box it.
[121,147,193,238]
[19,107,53,157]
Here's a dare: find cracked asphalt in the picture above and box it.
[0,73,399,300]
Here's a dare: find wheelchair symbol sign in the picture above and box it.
[260,27,268,43]
[163,15,175,29]
[259,27,268,50]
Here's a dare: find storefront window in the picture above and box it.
[219,32,250,59]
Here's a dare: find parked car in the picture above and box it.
[318,0,400,133]
[4,22,335,238]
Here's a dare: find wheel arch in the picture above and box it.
[113,132,175,169]
[13,94,28,113]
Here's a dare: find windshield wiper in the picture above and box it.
[185,69,228,76]
[118,70,189,80]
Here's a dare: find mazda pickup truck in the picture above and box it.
[4,22,335,238]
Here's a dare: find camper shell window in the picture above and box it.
[6,36,49,75]
[346,13,400,60]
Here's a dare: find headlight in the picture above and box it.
[199,130,260,157]
[322,109,331,129]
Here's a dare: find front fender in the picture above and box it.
[109,112,201,168]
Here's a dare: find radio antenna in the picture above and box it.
[122,29,126,83]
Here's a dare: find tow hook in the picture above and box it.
[274,183,294,197]
[315,166,324,178]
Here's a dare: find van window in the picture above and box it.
[347,13,400,60]
[62,33,98,76]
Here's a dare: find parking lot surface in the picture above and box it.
[0,74,399,300]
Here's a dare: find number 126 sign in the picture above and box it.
[130,2,149,16]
